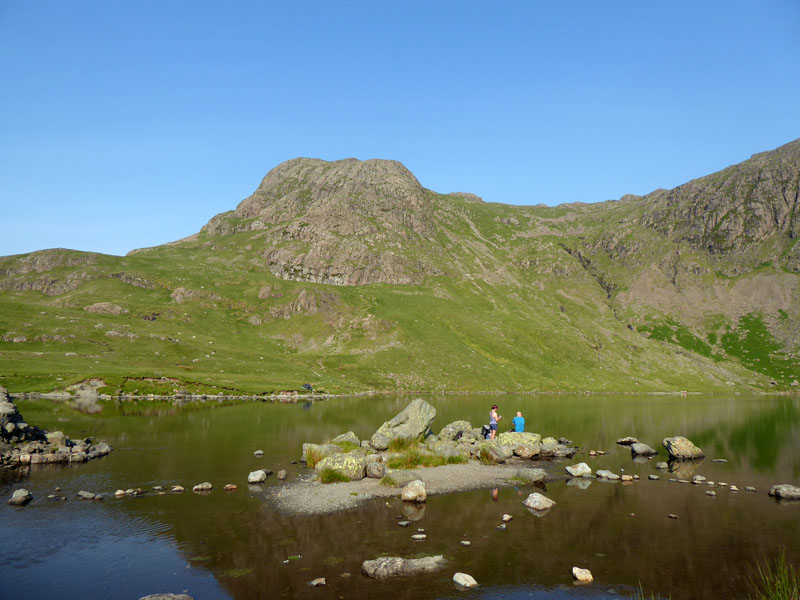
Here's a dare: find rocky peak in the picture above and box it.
[639,138,800,258]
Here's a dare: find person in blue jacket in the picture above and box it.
[511,411,525,432]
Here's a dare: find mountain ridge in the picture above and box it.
[1,139,798,394]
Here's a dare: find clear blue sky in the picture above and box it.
[2,1,799,257]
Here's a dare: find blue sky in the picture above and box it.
[1,1,799,257]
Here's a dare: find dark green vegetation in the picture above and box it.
[317,468,351,484]
[750,552,800,600]
[1,140,799,393]
[384,448,467,469]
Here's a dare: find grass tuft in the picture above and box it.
[386,448,467,469]
[306,447,324,469]
[379,475,397,487]
[333,441,359,452]
[478,446,494,464]
[750,551,800,600]
[318,468,350,484]
[388,437,419,452]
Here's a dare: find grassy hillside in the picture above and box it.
[1,144,799,395]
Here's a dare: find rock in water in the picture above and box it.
[565,462,592,477]
[523,492,556,511]
[370,398,436,449]
[662,436,704,459]
[277,470,287,480]
[596,470,621,480]
[515,468,547,483]
[361,555,447,579]
[248,470,268,483]
[308,577,326,587]
[655,462,669,470]
[572,567,593,583]
[616,436,639,446]
[315,451,366,480]
[8,488,33,506]
[630,442,658,456]
[401,480,427,503]
[192,482,212,492]
[768,484,800,500]
[453,572,478,588]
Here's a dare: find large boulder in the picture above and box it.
[631,442,658,456]
[497,432,541,457]
[662,436,704,460]
[401,480,427,502]
[439,420,473,441]
[523,492,556,511]
[370,399,436,450]
[479,441,513,463]
[361,555,447,580]
[768,484,800,500]
[314,451,366,480]
[8,488,33,506]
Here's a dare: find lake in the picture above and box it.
[1,393,799,599]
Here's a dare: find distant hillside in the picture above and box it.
[1,140,798,395]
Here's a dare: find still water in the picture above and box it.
[1,393,799,600]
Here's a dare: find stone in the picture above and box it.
[668,513,679,519]
[630,442,658,456]
[439,420,473,441]
[588,450,597,456]
[481,441,513,463]
[729,485,739,492]
[77,490,96,500]
[397,520,410,527]
[655,461,668,470]
[248,470,268,483]
[224,484,237,491]
[502,514,513,522]
[460,540,471,546]
[332,431,360,446]
[370,398,436,449]
[515,468,547,483]
[745,486,757,492]
[496,431,542,456]
[539,437,558,456]
[254,450,264,456]
[621,475,633,482]
[768,484,800,500]
[315,451,366,480]
[366,462,385,479]
[192,482,212,492]
[411,534,426,540]
[565,462,592,477]
[596,470,620,480]
[523,492,556,511]
[616,436,639,446]
[401,480,427,503]
[496,523,507,530]
[648,475,659,480]
[572,567,593,583]
[277,470,287,480]
[361,555,447,579]
[453,572,478,588]
[115,489,126,497]
[308,578,326,587]
[692,475,707,484]
[84,302,128,315]
[8,488,32,506]
[138,595,194,600]
[711,458,727,463]
[706,490,717,497]
[171,485,185,493]
[662,436,705,459]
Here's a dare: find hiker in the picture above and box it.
[512,411,525,432]
[489,404,501,439]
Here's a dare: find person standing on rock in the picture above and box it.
[512,411,525,432]
[489,404,501,439]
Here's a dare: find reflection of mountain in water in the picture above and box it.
[691,397,800,474]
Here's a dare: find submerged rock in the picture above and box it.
[8,488,32,506]
[663,436,704,459]
[370,398,436,450]
[453,572,478,588]
[768,484,800,500]
[361,555,447,579]
[523,492,555,511]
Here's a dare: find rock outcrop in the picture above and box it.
[370,399,436,449]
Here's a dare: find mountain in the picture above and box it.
[1,141,798,395]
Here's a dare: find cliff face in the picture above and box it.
[1,140,799,393]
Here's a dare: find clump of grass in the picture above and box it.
[318,468,349,484]
[478,446,494,464]
[628,584,669,599]
[386,448,467,469]
[388,437,419,452]
[379,475,398,487]
[750,551,800,600]
[306,447,324,468]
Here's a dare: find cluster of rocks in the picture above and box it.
[1,386,112,470]
[300,398,577,483]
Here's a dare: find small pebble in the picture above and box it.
[397,521,410,527]
[669,478,678,482]
[308,577,326,587]
[417,528,425,533]
[633,474,640,480]
[339,572,351,578]
[648,475,659,480]
[745,486,757,492]
[718,482,728,487]
[460,540,472,546]
[411,534,426,541]
[114,489,126,497]
[668,514,679,519]
[54,487,61,492]
[502,514,513,522]
[597,450,606,455]
[496,524,507,530]
[712,458,727,463]
[224,484,237,491]
[729,486,739,492]
[629,512,635,517]
[254,450,264,456]
[706,490,717,497]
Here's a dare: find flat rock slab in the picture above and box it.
[362,555,447,579]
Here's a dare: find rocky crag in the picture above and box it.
[1,140,799,393]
